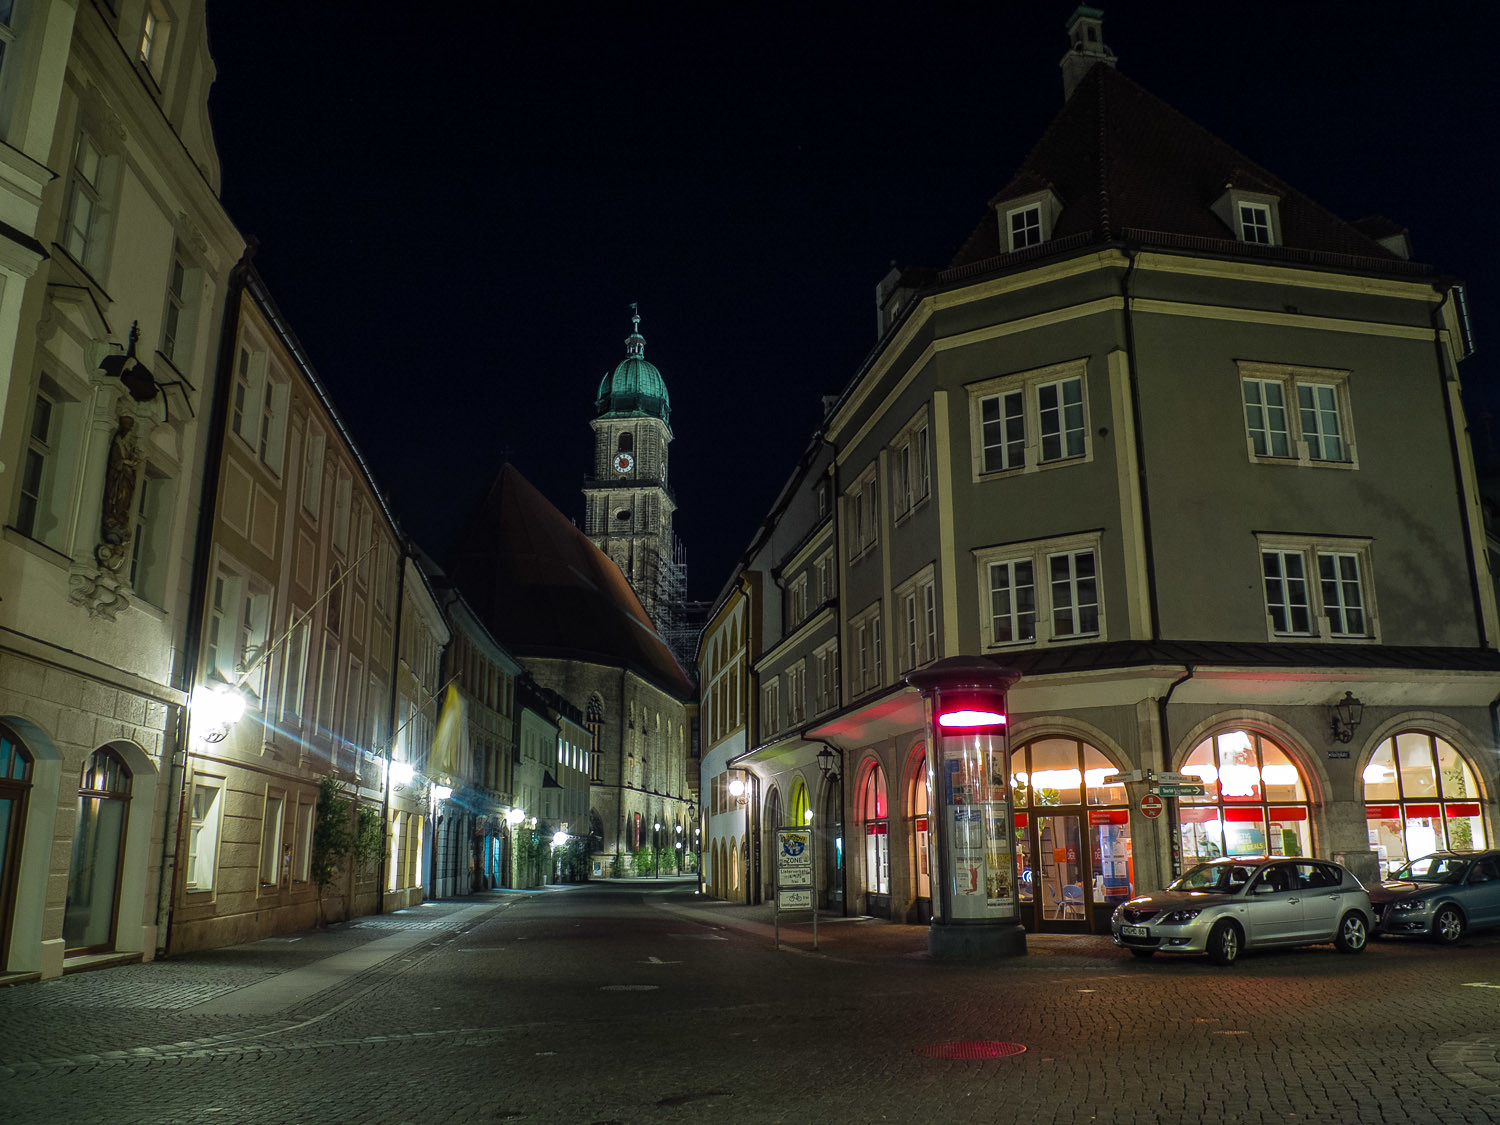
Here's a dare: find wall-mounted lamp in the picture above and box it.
[816,746,839,780]
[1331,691,1364,744]
[506,808,525,828]
[192,680,250,743]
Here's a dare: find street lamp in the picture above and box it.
[675,823,683,873]
[908,657,1025,960]
[654,821,662,879]
[506,808,525,888]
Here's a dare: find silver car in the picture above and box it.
[1111,857,1373,966]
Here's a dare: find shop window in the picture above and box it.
[1363,731,1486,878]
[790,779,809,828]
[1009,738,1135,916]
[860,763,889,896]
[0,724,36,967]
[908,748,930,901]
[1177,730,1310,866]
[63,747,132,952]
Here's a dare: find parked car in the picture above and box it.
[1369,849,1500,943]
[1111,857,1372,966]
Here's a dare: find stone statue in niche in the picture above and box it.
[96,414,142,572]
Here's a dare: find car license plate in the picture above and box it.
[1122,925,1148,938]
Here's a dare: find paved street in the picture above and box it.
[3,880,1500,1124]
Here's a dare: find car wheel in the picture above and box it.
[1335,911,1368,954]
[1206,919,1241,966]
[1129,948,1155,959]
[1433,905,1465,945]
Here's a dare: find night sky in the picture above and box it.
[202,4,1500,604]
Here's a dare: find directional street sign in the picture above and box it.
[1102,770,1144,785]
[1154,772,1201,785]
[1156,783,1206,797]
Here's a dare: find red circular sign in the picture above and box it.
[1140,793,1164,819]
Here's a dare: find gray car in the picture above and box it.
[1111,856,1373,966]
[1369,849,1500,943]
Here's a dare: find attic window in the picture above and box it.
[1239,203,1273,244]
[1007,205,1044,251]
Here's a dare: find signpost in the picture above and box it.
[1101,770,1143,786]
[1153,772,1201,786]
[1156,783,1205,797]
[774,826,817,950]
[1140,793,1164,819]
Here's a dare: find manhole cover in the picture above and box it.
[913,1040,1027,1060]
[600,984,659,991]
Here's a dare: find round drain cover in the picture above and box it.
[913,1040,1026,1060]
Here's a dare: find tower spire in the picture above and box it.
[1060,6,1116,101]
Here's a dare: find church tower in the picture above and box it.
[584,309,681,633]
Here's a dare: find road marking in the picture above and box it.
[601,984,659,991]
[1462,982,1500,989]
[641,956,681,964]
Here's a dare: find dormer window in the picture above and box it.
[1239,202,1273,244]
[1008,205,1043,250]
[1214,187,1282,247]
[998,190,1063,254]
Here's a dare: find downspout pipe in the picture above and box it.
[1120,244,1163,640]
[1431,286,1489,649]
[159,248,254,956]
[1159,665,1195,882]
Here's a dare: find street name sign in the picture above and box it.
[1155,783,1205,797]
[1101,770,1143,785]
[1154,772,1201,785]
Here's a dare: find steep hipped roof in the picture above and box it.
[446,464,693,699]
[947,62,1413,272]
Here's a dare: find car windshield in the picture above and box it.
[1393,856,1468,884]
[1168,863,1255,893]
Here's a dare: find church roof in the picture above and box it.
[594,312,670,423]
[446,464,694,699]
[946,62,1422,276]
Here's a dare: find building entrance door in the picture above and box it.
[1030,812,1090,931]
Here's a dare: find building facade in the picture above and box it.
[713,11,1500,935]
[0,0,241,979]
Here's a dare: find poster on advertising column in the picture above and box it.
[943,744,1016,920]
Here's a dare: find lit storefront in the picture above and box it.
[1177,730,1311,864]
[858,763,889,913]
[1009,737,1133,931]
[1363,731,1487,877]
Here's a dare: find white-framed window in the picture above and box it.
[814,642,838,714]
[331,467,352,553]
[62,129,110,270]
[1007,203,1043,250]
[301,426,326,515]
[186,775,225,893]
[846,467,879,561]
[204,563,271,697]
[291,794,313,884]
[139,1,171,84]
[317,637,341,738]
[787,573,808,626]
[160,249,193,365]
[998,191,1061,252]
[1240,362,1354,467]
[976,532,1104,648]
[814,550,835,607]
[892,411,931,521]
[258,375,288,474]
[969,359,1090,478]
[17,375,83,551]
[281,609,310,724]
[787,661,807,726]
[1239,202,1273,244]
[127,464,173,605]
[1258,535,1376,641]
[343,655,364,749]
[851,603,883,696]
[231,344,287,476]
[0,2,18,93]
[894,567,938,672]
[762,678,780,737]
[259,789,286,889]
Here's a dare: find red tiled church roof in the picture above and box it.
[447,464,694,699]
[948,62,1406,270]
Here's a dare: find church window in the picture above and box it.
[617,432,633,453]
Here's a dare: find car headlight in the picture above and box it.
[1161,909,1202,925]
[1392,899,1428,912]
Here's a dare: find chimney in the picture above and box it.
[1060,6,1116,101]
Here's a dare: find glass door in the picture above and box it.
[1035,813,1089,929]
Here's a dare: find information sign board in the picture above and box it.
[1156,783,1205,797]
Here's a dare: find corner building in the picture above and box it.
[722,12,1500,934]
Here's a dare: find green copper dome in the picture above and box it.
[594,311,670,423]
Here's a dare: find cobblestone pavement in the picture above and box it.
[2,881,1500,1124]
